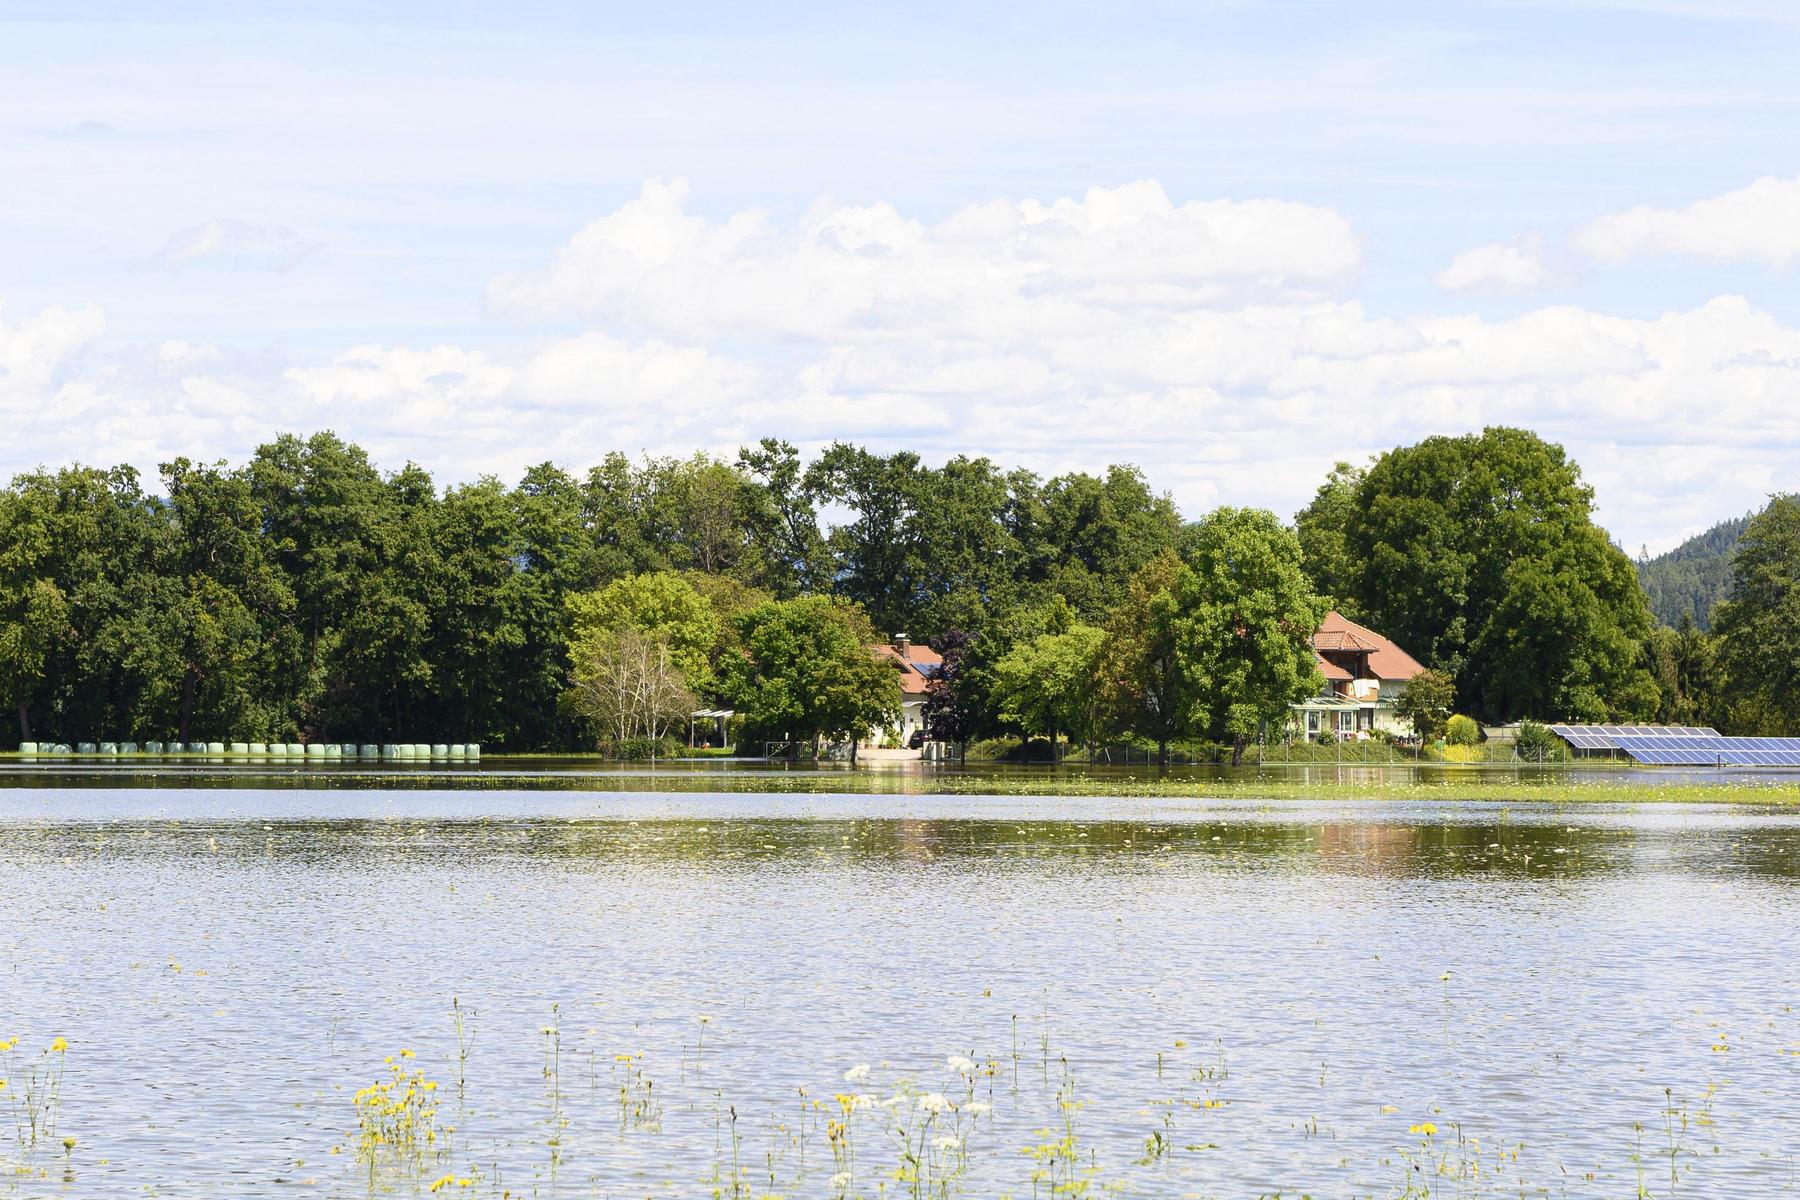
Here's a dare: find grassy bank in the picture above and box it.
[4,751,1800,805]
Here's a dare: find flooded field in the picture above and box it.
[2,781,1799,1196]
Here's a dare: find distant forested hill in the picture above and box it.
[1636,513,1751,629]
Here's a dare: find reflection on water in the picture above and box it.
[2,789,1799,1197]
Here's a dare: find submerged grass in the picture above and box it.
[8,751,1800,806]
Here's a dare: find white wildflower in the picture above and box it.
[918,1092,954,1115]
[829,1171,853,1188]
[945,1054,977,1074]
[932,1134,962,1150]
[843,1063,871,1083]
[964,1100,992,1116]
[849,1093,877,1110]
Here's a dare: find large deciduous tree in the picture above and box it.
[992,624,1107,759]
[719,595,899,758]
[1175,507,1328,764]
[1297,428,1658,723]
[1096,551,1195,764]
[1711,495,1800,734]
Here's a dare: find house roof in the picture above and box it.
[871,642,943,696]
[1314,611,1426,681]
[1315,653,1353,681]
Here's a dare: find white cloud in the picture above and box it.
[1573,176,1800,266]
[12,180,1800,554]
[0,302,106,402]
[154,219,320,271]
[488,178,1363,339]
[1433,237,1552,291]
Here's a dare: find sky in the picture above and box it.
[3,2,1799,554]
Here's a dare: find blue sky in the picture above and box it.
[4,1,1799,553]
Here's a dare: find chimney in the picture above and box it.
[892,633,910,656]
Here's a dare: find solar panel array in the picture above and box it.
[1548,724,1718,750]
[1614,734,1800,767]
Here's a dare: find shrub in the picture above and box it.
[1513,719,1565,763]
[609,735,684,761]
[1445,715,1480,746]
[966,737,1023,761]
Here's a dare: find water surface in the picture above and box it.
[2,786,1798,1197]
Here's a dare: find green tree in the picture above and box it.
[151,457,301,742]
[719,595,899,757]
[1174,507,1328,765]
[1311,428,1657,723]
[1294,461,1364,609]
[566,572,721,694]
[1711,495,1800,734]
[1392,667,1455,742]
[737,438,828,597]
[992,624,1107,759]
[1096,550,1196,764]
[568,626,697,754]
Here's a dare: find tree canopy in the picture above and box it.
[1298,428,1658,723]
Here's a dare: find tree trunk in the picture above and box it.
[1157,737,1168,767]
[16,700,31,742]
[1230,735,1246,767]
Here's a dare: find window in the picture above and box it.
[1306,711,1320,734]
[1337,710,1354,734]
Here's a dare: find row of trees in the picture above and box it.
[2,426,1794,753]
[0,432,1179,748]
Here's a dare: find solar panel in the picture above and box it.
[1612,732,1800,767]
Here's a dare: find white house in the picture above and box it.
[1289,611,1426,739]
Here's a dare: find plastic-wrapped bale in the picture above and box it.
[144,741,162,754]
[448,744,466,758]
[76,742,95,754]
[19,742,38,754]
[121,742,138,754]
[467,743,481,759]
[323,744,341,758]
[230,742,249,754]
[100,742,118,754]
[359,744,379,758]
[305,744,325,758]
[286,743,305,756]
[207,742,225,755]
[247,743,266,755]
[381,744,399,759]
[430,743,447,758]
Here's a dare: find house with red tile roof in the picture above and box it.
[866,634,942,747]
[1291,611,1427,739]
